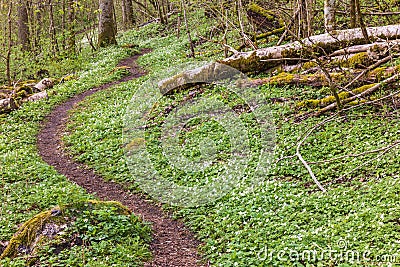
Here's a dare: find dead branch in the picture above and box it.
[314,72,400,116]
[220,24,400,72]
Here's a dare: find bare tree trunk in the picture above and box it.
[48,0,59,54]
[62,0,66,50]
[355,0,370,43]
[300,0,312,37]
[17,0,30,51]
[67,0,76,53]
[324,0,336,32]
[350,0,356,28]
[181,0,194,57]
[162,0,168,24]
[6,3,13,86]
[122,0,135,30]
[98,0,118,47]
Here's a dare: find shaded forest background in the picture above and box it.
[1,0,400,85]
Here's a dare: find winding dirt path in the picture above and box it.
[37,49,205,267]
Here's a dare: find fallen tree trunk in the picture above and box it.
[329,40,400,57]
[0,79,53,114]
[24,91,48,102]
[220,24,400,72]
[0,98,18,113]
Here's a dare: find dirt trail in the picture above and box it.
[37,49,205,267]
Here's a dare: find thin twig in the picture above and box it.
[198,35,239,54]
[343,54,393,90]
[294,116,339,192]
[309,141,400,164]
[330,140,400,184]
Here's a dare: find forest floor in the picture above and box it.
[1,21,400,266]
[37,49,204,267]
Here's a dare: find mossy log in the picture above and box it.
[249,63,400,88]
[0,200,130,261]
[0,78,54,114]
[250,72,347,87]
[313,72,400,115]
[24,91,48,102]
[158,62,244,95]
[0,98,19,113]
[246,3,283,31]
[220,24,400,72]
[33,78,54,92]
[297,83,377,108]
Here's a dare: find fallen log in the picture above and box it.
[314,72,400,116]
[329,40,400,57]
[249,71,346,88]
[33,78,53,92]
[0,98,19,113]
[25,91,48,102]
[0,78,54,114]
[220,24,400,72]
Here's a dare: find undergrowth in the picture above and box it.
[64,21,400,267]
[1,10,400,267]
[0,37,152,266]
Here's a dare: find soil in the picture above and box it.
[37,49,206,267]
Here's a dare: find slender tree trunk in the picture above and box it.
[162,0,168,24]
[98,0,118,47]
[181,0,194,57]
[17,0,30,51]
[67,0,76,53]
[324,0,336,32]
[6,3,12,86]
[62,0,66,50]
[122,0,135,30]
[350,0,356,28]
[300,0,312,37]
[34,0,44,52]
[48,0,59,54]
[355,0,370,43]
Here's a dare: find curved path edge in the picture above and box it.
[37,49,205,267]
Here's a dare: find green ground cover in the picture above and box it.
[63,23,400,266]
[0,41,151,266]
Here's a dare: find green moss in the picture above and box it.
[0,201,132,261]
[0,210,55,260]
[301,61,318,70]
[352,83,376,95]
[296,99,320,108]
[220,52,269,73]
[297,83,377,108]
[370,67,386,81]
[16,90,28,98]
[247,3,275,21]
[268,72,295,84]
[335,52,371,68]
[348,99,367,105]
